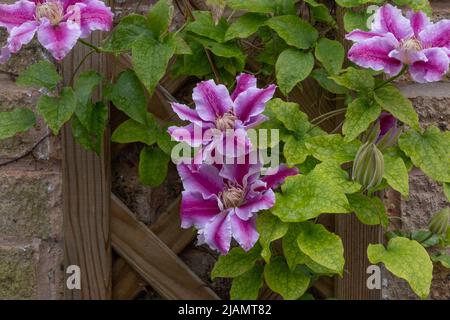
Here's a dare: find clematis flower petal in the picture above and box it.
[245,114,268,129]
[220,160,262,187]
[170,102,203,125]
[198,211,232,254]
[230,213,259,252]
[0,0,35,32]
[372,4,413,41]
[348,34,403,76]
[180,191,220,229]
[234,189,275,221]
[6,21,39,53]
[408,11,430,37]
[419,19,450,53]
[177,163,224,199]
[409,48,450,83]
[346,30,386,42]
[78,0,113,38]
[378,112,397,137]
[231,73,257,101]
[234,85,276,123]
[261,164,299,190]
[168,122,213,147]
[192,79,233,121]
[389,47,427,65]
[37,19,81,60]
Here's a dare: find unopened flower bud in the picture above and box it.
[352,142,384,190]
[429,207,449,235]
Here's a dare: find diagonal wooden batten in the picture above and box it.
[111,194,219,300]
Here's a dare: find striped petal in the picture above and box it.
[177,163,224,199]
[409,48,449,83]
[170,102,203,124]
[78,0,113,38]
[234,189,275,221]
[261,164,299,190]
[407,11,430,38]
[0,0,35,32]
[231,73,257,101]
[230,213,259,252]
[180,191,220,229]
[372,4,413,41]
[6,20,39,53]
[192,79,233,121]
[37,19,81,60]
[419,19,450,52]
[198,211,232,254]
[234,85,276,123]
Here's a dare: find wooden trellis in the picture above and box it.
[62,0,382,300]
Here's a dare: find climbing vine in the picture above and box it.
[0,0,449,299]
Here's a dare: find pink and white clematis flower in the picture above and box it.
[168,73,276,162]
[346,4,450,83]
[0,0,113,62]
[178,161,298,254]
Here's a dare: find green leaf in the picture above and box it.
[347,193,388,227]
[109,70,148,125]
[37,87,76,135]
[311,69,348,94]
[297,222,345,275]
[266,98,310,134]
[132,36,175,94]
[227,0,275,13]
[147,0,174,38]
[393,0,432,15]
[139,146,170,187]
[273,161,353,222]
[431,254,450,269]
[305,134,361,164]
[330,67,374,92]
[315,38,344,75]
[343,10,370,32]
[191,35,245,60]
[444,183,450,202]
[283,224,307,270]
[74,71,102,108]
[374,85,419,131]
[72,115,95,152]
[172,40,212,77]
[336,0,383,7]
[225,13,267,41]
[343,98,381,142]
[112,114,160,145]
[383,153,409,197]
[230,265,264,300]
[283,135,310,166]
[266,15,318,49]
[211,244,262,279]
[304,0,335,25]
[411,230,440,248]
[264,257,310,300]
[186,11,228,43]
[103,14,153,52]
[368,237,433,299]
[0,108,36,139]
[257,211,289,263]
[399,126,450,183]
[16,60,61,91]
[156,124,179,155]
[276,49,314,95]
[173,35,192,55]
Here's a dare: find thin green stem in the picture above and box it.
[70,50,95,86]
[310,107,347,124]
[374,65,408,90]
[78,39,103,53]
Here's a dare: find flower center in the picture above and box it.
[215,112,237,131]
[36,1,64,25]
[401,38,422,52]
[220,186,245,208]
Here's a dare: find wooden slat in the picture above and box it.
[62,22,112,299]
[112,258,145,300]
[111,194,219,300]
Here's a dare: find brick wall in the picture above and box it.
[0,3,64,298]
[382,1,450,300]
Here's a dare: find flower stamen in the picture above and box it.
[36,1,64,25]
[220,185,245,208]
[215,111,237,131]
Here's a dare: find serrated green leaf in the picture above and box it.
[37,87,76,135]
[266,15,318,49]
[399,126,450,183]
[103,14,153,52]
[343,10,370,32]
[431,254,450,268]
[147,0,174,38]
[227,0,275,13]
[347,193,388,227]
[383,153,409,197]
[112,114,160,145]
[315,38,344,75]
[109,70,148,125]
[139,146,170,187]
[186,11,228,43]
[374,85,419,131]
[273,161,353,222]
[257,211,289,262]
[211,244,262,279]
[311,69,348,94]
[264,257,310,300]
[283,135,310,166]
[132,36,175,94]
[368,237,433,299]
[330,67,374,92]
[0,108,36,139]
[297,222,345,275]
[230,265,264,300]
[343,98,381,142]
[306,134,361,164]
[276,49,314,95]
[16,60,61,91]
[225,13,267,41]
